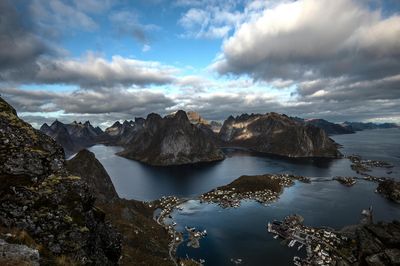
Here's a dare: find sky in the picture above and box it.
[1,0,400,128]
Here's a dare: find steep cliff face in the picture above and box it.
[186,111,208,124]
[118,110,225,166]
[0,97,121,265]
[219,113,341,158]
[40,121,78,157]
[40,120,105,157]
[66,149,173,265]
[67,150,119,203]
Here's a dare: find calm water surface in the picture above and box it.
[88,128,400,266]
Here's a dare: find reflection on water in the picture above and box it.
[89,146,353,201]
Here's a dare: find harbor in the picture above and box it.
[267,215,358,265]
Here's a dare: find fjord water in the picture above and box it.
[89,128,400,201]
[89,128,400,266]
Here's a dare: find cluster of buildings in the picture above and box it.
[333,176,357,186]
[348,154,393,174]
[199,174,312,208]
[200,188,279,208]
[267,215,358,265]
[154,196,184,265]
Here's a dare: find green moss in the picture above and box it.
[66,175,81,180]
[63,215,73,224]
[0,111,39,141]
[79,226,89,233]
[26,147,49,156]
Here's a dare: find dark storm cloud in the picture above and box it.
[0,0,48,75]
[0,86,176,115]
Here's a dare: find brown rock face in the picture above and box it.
[118,110,225,166]
[219,113,342,158]
[186,111,208,124]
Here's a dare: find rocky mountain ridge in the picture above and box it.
[42,110,400,165]
[293,117,355,135]
[40,120,105,157]
[219,113,342,158]
[117,110,225,166]
[342,121,399,131]
[104,118,145,146]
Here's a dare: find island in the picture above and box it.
[200,174,310,208]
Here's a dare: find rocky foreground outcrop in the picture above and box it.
[0,97,121,265]
[219,113,342,158]
[377,179,400,203]
[40,120,105,157]
[342,221,400,265]
[67,149,173,265]
[117,110,225,166]
[67,150,119,203]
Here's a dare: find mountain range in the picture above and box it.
[39,111,398,166]
[40,120,105,157]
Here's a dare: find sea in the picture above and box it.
[88,128,400,266]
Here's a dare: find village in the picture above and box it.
[200,174,311,208]
[333,176,357,186]
[267,214,359,265]
[347,154,393,175]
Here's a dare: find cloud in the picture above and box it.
[0,0,49,73]
[109,10,160,45]
[214,0,400,82]
[178,2,243,39]
[73,0,115,14]
[2,53,178,87]
[168,89,400,124]
[30,0,99,34]
[142,44,151,52]
[0,86,175,116]
[207,0,400,124]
